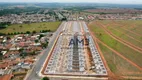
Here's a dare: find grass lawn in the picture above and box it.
[0,22,61,34]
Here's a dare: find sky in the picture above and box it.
[0,0,142,4]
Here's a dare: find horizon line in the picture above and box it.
[0,2,142,5]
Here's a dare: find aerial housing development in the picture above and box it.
[0,3,142,80]
[40,21,107,79]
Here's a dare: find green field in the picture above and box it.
[99,43,140,75]
[89,20,142,77]
[98,20,142,41]
[0,22,61,34]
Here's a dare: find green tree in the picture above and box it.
[8,33,10,35]
[32,30,36,34]
[0,52,3,60]
[10,33,14,35]
[29,51,36,55]
[35,40,39,43]
[42,77,49,80]
[19,25,23,28]
[39,34,44,39]
[26,31,30,34]
[19,48,24,52]
[41,42,48,48]
[14,32,17,35]
[20,51,27,58]
[21,32,23,34]
[17,32,20,34]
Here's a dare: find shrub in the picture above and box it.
[26,31,30,34]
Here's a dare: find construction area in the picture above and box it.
[40,21,107,78]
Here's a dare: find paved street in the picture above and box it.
[25,22,65,80]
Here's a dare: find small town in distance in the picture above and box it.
[0,2,142,80]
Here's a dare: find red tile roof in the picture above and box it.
[0,63,9,69]
[0,74,13,80]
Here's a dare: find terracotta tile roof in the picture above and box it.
[24,59,34,64]
[19,42,25,47]
[3,53,10,58]
[15,58,21,62]
[32,47,42,51]
[0,46,4,49]
[5,44,12,49]
[0,61,18,69]
[4,51,19,58]
[19,42,29,47]
[9,51,19,55]
[0,63,9,69]
[0,74,13,80]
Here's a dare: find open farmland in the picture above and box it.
[88,20,142,79]
[0,22,61,34]
[99,20,142,48]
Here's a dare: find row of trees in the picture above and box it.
[7,30,51,35]
[0,7,41,16]
[40,30,51,33]
[0,33,6,36]
[0,22,11,29]
[7,31,30,35]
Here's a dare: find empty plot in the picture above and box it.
[88,21,142,78]
[0,22,61,34]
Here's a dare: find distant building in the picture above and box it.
[21,63,32,69]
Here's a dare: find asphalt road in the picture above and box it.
[25,22,65,80]
[72,21,81,32]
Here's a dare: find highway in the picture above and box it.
[25,22,65,80]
